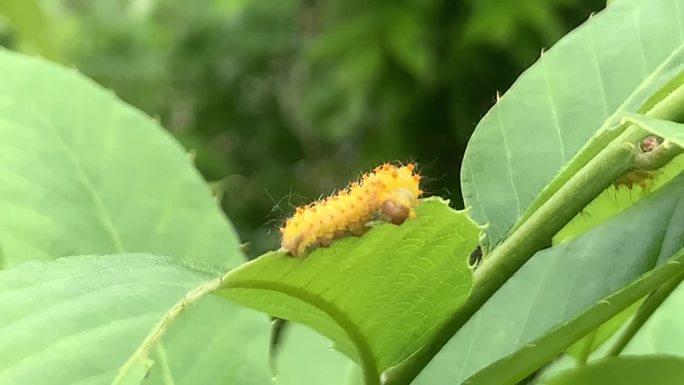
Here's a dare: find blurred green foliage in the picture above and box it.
[1,0,605,256]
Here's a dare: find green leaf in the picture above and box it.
[414,172,684,384]
[465,248,684,385]
[116,289,271,385]
[273,323,358,385]
[539,355,684,385]
[117,199,477,385]
[0,48,241,268]
[0,254,267,385]
[564,300,641,361]
[0,50,270,384]
[217,198,478,384]
[461,0,684,251]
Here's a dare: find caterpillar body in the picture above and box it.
[613,169,656,190]
[280,163,422,257]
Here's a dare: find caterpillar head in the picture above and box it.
[380,188,418,225]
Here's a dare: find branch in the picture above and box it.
[382,81,684,385]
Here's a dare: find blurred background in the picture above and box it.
[0,0,605,257]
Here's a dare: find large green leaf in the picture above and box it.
[112,199,477,385]
[539,356,684,385]
[0,50,269,384]
[0,48,241,268]
[215,198,479,384]
[0,254,269,385]
[461,0,684,251]
[414,171,684,384]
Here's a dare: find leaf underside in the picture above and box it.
[218,198,479,379]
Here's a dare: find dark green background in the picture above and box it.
[0,0,605,256]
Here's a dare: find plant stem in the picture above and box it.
[576,329,597,366]
[382,82,684,385]
[604,269,684,357]
[383,133,633,385]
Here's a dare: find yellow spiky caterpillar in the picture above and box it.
[280,163,422,257]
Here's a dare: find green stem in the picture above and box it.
[635,139,684,170]
[576,329,598,366]
[382,82,684,385]
[605,269,684,357]
[382,136,633,385]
